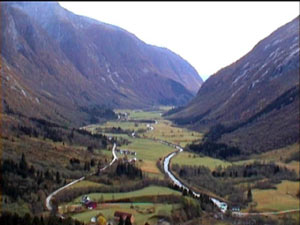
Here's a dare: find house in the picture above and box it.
[219,202,228,212]
[90,217,97,223]
[81,195,90,204]
[85,201,97,210]
[114,211,135,224]
[231,206,241,212]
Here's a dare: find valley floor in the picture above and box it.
[56,108,299,224]
[2,107,299,225]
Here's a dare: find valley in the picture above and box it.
[35,108,299,225]
[1,2,299,225]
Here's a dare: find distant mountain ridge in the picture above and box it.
[168,16,299,154]
[1,2,202,126]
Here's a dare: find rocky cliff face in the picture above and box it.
[168,16,299,153]
[1,2,202,126]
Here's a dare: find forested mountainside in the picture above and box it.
[167,16,299,154]
[1,2,202,127]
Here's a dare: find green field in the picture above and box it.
[233,143,300,176]
[125,110,162,120]
[234,143,299,164]
[70,203,176,225]
[172,143,300,174]
[247,180,300,212]
[69,185,181,204]
[100,121,147,131]
[66,180,105,190]
[119,138,174,176]
[144,120,203,147]
[172,151,232,170]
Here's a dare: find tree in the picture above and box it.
[87,146,94,153]
[97,216,107,225]
[118,216,124,225]
[90,159,95,167]
[19,153,28,177]
[125,216,132,225]
[100,195,104,203]
[56,171,61,184]
[247,188,252,202]
[296,189,300,199]
[84,161,90,171]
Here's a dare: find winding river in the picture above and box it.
[162,143,227,212]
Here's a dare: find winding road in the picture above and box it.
[45,143,117,212]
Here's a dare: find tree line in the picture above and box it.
[115,161,143,179]
[186,141,241,160]
[0,212,84,225]
[12,117,111,150]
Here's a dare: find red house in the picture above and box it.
[85,201,97,209]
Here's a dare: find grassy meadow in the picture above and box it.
[69,185,181,204]
[172,151,232,170]
[70,203,177,225]
[248,180,300,212]
[119,138,175,177]
[144,120,203,147]
[60,185,181,225]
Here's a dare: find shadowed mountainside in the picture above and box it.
[167,16,299,154]
[1,2,202,126]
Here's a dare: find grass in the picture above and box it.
[127,110,162,120]
[233,143,300,176]
[70,203,177,225]
[66,180,104,190]
[234,143,299,164]
[2,135,109,174]
[120,138,174,162]
[68,185,181,204]
[119,138,174,176]
[248,180,300,212]
[172,151,232,170]
[144,120,203,147]
[100,121,147,132]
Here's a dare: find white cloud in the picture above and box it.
[59,1,299,81]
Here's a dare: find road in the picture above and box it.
[46,176,85,211]
[99,143,117,172]
[233,208,300,217]
[45,143,117,212]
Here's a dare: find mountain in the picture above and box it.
[1,2,203,126]
[167,16,299,154]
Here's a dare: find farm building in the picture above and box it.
[231,206,241,212]
[85,201,97,210]
[118,149,136,156]
[81,195,91,204]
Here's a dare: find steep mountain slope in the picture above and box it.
[168,16,299,154]
[1,2,202,126]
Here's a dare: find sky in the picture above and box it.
[59,2,299,81]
